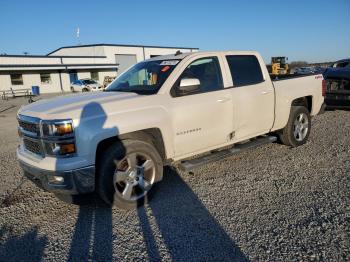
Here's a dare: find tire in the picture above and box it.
[278,106,311,147]
[70,86,74,92]
[82,88,89,92]
[97,139,163,210]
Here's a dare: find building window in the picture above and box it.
[10,74,23,85]
[91,71,99,81]
[40,73,51,84]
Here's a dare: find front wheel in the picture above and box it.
[97,140,163,210]
[278,106,311,147]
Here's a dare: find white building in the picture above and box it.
[0,44,198,94]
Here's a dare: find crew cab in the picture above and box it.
[17,51,324,209]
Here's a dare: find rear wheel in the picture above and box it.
[70,86,74,92]
[97,139,163,210]
[278,106,311,147]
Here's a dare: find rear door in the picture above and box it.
[225,55,274,140]
[170,56,234,157]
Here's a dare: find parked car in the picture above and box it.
[294,67,315,75]
[313,66,326,74]
[323,59,350,109]
[17,51,324,209]
[329,58,350,68]
[70,79,103,92]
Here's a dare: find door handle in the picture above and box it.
[217,97,231,103]
[261,91,271,95]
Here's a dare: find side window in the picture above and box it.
[226,55,264,86]
[174,57,223,96]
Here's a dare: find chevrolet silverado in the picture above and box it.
[17,51,324,209]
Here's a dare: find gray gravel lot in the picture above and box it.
[0,95,349,261]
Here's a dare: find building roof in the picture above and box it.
[0,63,119,71]
[47,43,199,55]
[0,54,106,58]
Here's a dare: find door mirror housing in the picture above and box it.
[178,78,200,95]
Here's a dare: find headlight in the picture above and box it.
[41,119,76,156]
[42,120,74,137]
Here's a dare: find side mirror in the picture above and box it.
[178,78,200,95]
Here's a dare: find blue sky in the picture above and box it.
[0,0,349,63]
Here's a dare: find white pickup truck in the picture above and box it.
[17,51,324,209]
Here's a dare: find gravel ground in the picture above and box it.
[0,95,349,261]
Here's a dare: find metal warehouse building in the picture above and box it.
[0,44,198,94]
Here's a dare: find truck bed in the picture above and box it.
[271,73,324,131]
[270,73,319,81]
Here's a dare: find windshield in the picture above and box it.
[82,79,97,84]
[106,59,180,94]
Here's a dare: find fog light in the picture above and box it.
[48,176,64,184]
[60,143,76,155]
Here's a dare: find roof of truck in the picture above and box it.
[146,50,259,62]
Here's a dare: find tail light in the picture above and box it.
[322,79,326,97]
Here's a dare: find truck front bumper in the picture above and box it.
[19,160,95,195]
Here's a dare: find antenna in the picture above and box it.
[76,27,81,45]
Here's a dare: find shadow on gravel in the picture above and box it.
[0,225,48,261]
[66,168,248,261]
[139,166,249,261]
[67,203,113,262]
[66,102,114,262]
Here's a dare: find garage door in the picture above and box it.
[115,54,137,74]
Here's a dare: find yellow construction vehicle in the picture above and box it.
[270,57,289,75]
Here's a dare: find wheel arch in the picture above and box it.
[291,95,313,113]
[95,128,168,167]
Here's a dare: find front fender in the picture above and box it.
[74,104,173,165]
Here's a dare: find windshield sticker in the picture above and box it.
[160,60,179,66]
[161,66,170,72]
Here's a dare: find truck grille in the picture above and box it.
[23,138,42,155]
[18,115,43,156]
[18,120,39,134]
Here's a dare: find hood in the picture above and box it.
[19,91,139,120]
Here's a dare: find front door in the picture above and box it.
[170,56,234,157]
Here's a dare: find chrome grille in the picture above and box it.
[23,138,42,155]
[18,120,39,134]
[18,115,43,156]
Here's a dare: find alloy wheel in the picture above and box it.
[113,152,156,201]
[293,113,309,141]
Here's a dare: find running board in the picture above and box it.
[179,136,277,172]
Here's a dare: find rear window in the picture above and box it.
[226,55,264,86]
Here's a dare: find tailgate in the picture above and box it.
[326,78,350,94]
